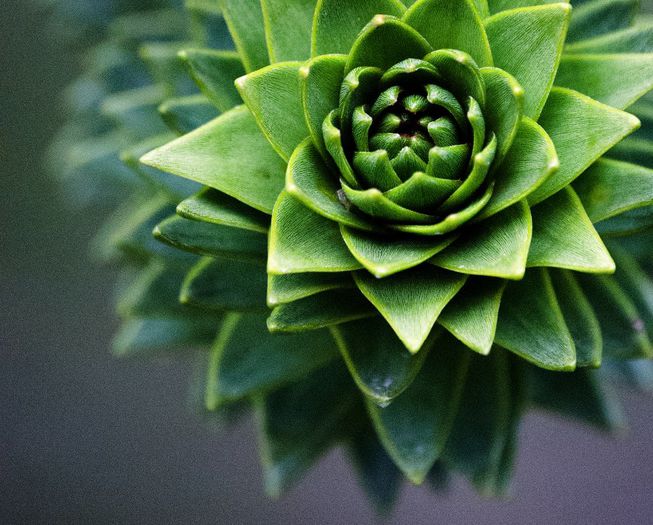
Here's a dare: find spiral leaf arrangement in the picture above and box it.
[50,0,653,510]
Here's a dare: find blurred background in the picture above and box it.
[2,1,653,523]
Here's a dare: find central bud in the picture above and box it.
[322,53,498,236]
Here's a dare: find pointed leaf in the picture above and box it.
[480,67,524,162]
[267,289,375,332]
[205,313,338,407]
[345,15,432,73]
[286,138,375,230]
[404,0,493,67]
[311,0,406,56]
[180,257,267,312]
[529,367,626,431]
[556,54,653,110]
[268,192,362,274]
[341,226,456,278]
[431,202,532,280]
[443,351,512,494]
[479,117,558,219]
[367,335,470,484]
[578,274,653,361]
[177,188,270,234]
[549,270,602,368]
[438,277,506,355]
[220,0,269,72]
[179,49,245,112]
[485,3,571,118]
[349,424,403,515]
[528,87,640,204]
[300,54,347,158]
[495,268,576,371]
[159,95,219,135]
[154,215,267,261]
[236,62,310,161]
[332,317,432,404]
[527,187,615,274]
[573,158,653,223]
[354,266,467,353]
[261,0,317,62]
[267,272,353,306]
[255,361,357,497]
[566,0,637,44]
[140,106,286,214]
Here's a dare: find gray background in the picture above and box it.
[2,1,653,523]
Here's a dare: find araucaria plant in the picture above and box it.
[51,0,653,510]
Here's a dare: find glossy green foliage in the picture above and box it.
[50,0,653,511]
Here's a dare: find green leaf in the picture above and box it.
[205,313,338,408]
[496,268,576,371]
[479,117,557,219]
[159,95,219,135]
[345,15,432,73]
[268,192,362,274]
[597,207,653,237]
[565,23,653,54]
[300,54,347,158]
[574,158,653,223]
[485,3,571,119]
[404,0,493,67]
[220,0,269,72]
[236,62,310,161]
[431,202,532,280]
[255,360,357,497]
[549,270,602,368]
[566,0,638,44]
[113,318,218,358]
[286,138,374,230]
[438,278,506,355]
[177,188,270,234]
[556,54,653,110]
[578,274,653,360]
[311,0,406,56]
[480,67,524,162]
[424,49,486,107]
[443,351,512,495]
[154,215,267,261]
[332,317,432,405]
[267,272,353,306]
[267,289,375,332]
[179,49,245,112]
[354,266,467,353]
[349,424,402,515]
[118,261,195,318]
[341,226,456,278]
[528,87,640,205]
[527,187,615,274]
[261,0,316,62]
[180,257,267,312]
[488,0,566,13]
[140,106,286,214]
[341,183,434,224]
[367,335,470,484]
[529,367,625,431]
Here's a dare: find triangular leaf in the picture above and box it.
[432,201,532,280]
[267,272,353,306]
[367,335,470,484]
[438,277,506,355]
[268,192,362,274]
[527,187,615,273]
[261,0,317,62]
[354,266,466,353]
[140,106,286,214]
[331,317,432,404]
[528,87,640,204]
[485,3,571,118]
[495,268,576,370]
[220,0,269,72]
[236,62,311,161]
